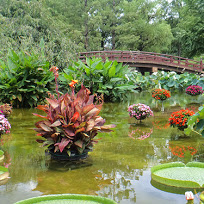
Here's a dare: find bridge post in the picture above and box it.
[201,60,203,72]
[152,67,158,72]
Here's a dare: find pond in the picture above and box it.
[0,92,203,204]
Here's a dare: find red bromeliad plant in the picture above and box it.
[169,109,195,131]
[33,66,116,156]
[152,89,171,101]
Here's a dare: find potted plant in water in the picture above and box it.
[152,88,171,111]
[169,109,195,131]
[128,103,153,123]
[186,85,203,96]
[0,114,11,137]
[33,66,116,161]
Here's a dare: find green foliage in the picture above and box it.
[185,105,204,137]
[131,71,204,92]
[60,58,137,102]
[0,49,54,108]
[0,0,80,68]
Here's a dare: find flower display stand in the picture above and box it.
[14,194,117,204]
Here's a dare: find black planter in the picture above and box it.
[48,149,89,161]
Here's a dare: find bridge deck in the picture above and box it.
[79,51,204,74]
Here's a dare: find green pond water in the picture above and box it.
[0,92,204,204]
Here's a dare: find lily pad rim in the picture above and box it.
[151,162,204,188]
[14,194,117,204]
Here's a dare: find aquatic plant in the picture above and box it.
[186,85,203,96]
[128,103,153,122]
[151,162,204,188]
[152,88,171,101]
[169,109,195,131]
[33,66,115,157]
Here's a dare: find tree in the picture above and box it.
[116,0,173,52]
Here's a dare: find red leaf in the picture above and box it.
[82,104,94,115]
[54,138,70,152]
[50,120,61,127]
[64,127,75,136]
[33,113,47,119]
[75,127,85,134]
[46,98,59,109]
[36,105,48,112]
[74,140,83,148]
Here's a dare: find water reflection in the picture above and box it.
[0,93,203,204]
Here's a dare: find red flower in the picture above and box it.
[169,109,195,130]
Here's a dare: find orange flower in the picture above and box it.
[69,80,78,87]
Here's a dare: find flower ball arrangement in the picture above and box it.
[186,85,203,96]
[0,114,11,136]
[152,89,171,101]
[128,103,153,122]
[169,109,195,131]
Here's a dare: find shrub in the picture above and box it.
[0,49,54,107]
[60,57,137,102]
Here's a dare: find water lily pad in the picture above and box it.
[14,194,117,204]
[0,150,4,162]
[0,166,9,181]
[151,162,204,189]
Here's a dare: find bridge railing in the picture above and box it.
[79,51,203,73]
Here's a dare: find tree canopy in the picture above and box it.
[0,0,203,66]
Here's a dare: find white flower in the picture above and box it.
[185,191,194,200]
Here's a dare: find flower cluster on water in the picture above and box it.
[0,114,11,136]
[186,85,203,96]
[169,109,195,131]
[128,128,153,140]
[169,144,197,158]
[152,88,171,101]
[128,103,153,121]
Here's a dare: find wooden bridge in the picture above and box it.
[79,51,204,74]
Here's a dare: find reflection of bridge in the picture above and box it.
[79,51,204,74]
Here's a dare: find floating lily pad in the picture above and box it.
[0,166,9,181]
[14,194,117,204]
[0,150,4,162]
[151,162,204,189]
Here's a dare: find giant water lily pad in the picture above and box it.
[0,150,4,162]
[151,162,204,189]
[14,194,117,204]
[0,166,9,181]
